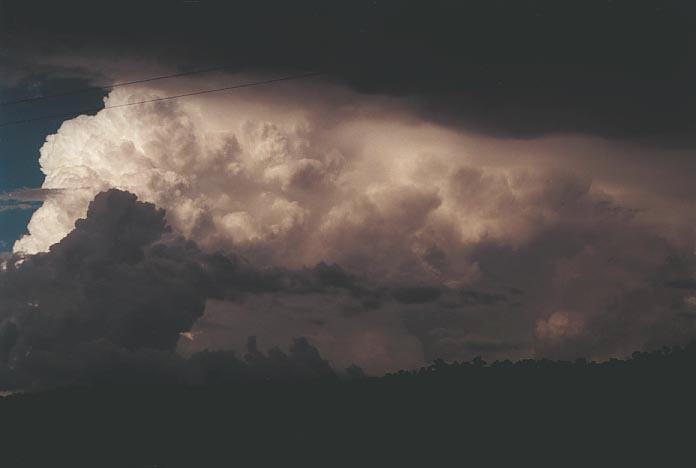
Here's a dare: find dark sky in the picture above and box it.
[1,0,694,143]
[0,0,695,387]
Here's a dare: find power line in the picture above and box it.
[0,64,243,107]
[0,72,324,129]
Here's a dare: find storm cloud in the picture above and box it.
[1,74,693,375]
[1,1,696,379]
[1,1,694,145]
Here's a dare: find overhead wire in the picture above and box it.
[0,64,243,107]
[0,71,325,129]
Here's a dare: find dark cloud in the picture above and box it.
[186,336,342,385]
[1,0,694,145]
[391,285,441,304]
[0,189,367,389]
[10,334,344,389]
[459,289,508,306]
[0,190,207,381]
[664,279,696,289]
[438,335,525,354]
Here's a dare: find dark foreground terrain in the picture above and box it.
[3,344,696,467]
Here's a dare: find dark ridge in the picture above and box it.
[2,342,696,467]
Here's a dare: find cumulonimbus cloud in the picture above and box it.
[8,74,696,370]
